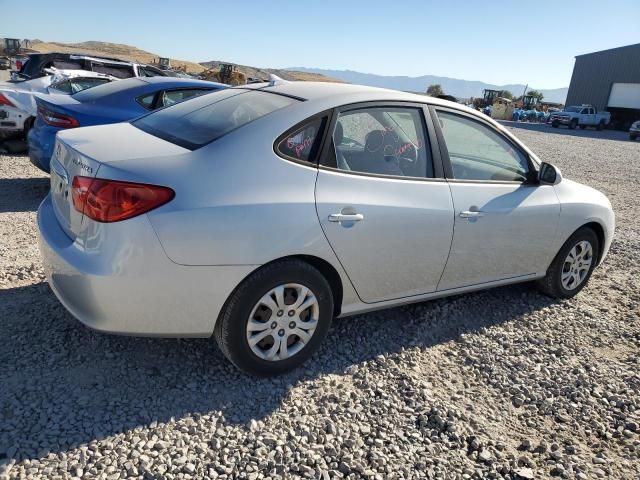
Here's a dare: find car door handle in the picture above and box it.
[328,213,364,222]
[459,210,485,218]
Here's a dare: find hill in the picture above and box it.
[21,40,342,82]
[288,67,569,104]
[27,40,204,73]
[199,60,343,83]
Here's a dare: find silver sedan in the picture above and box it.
[38,80,615,374]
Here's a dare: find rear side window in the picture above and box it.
[52,77,111,94]
[133,89,297,150]
[330,107,433,178]
[137,92,156,109]
[276,117,326,162]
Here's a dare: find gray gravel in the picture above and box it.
[1,124,639,479]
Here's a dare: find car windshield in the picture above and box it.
[132,89,298,149]
[564,106,581,112]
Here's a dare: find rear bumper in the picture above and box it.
[37,194,257,337]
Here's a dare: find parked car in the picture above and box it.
[37,81,615,375]
[629,120,640,141]
[549,105,611,130]
[11,53,172,82]
[0,68,116,137]
[28,77,225,172]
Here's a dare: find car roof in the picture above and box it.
[241,80,472,111]
[137,76,225,88]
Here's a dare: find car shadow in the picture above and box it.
[0,177,49,213]
[498,120,632,142]
[0,280,557,462]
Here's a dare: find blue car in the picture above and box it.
[28,77,226,172]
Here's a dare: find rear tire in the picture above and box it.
[597,120,605,131]
[535,227,599,299]
[630,133,637,141]
[214,259,334,375]
[579,125,586,130]
[569,119,578,130]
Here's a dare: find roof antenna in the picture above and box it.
[268,74,290,86]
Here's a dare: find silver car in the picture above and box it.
[38,81,615,375]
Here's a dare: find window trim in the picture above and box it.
[316,101,446,182]
[273,110,332,167]
[429,105,538,185]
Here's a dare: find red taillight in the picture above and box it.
[15,60,23,70]
[0,93,15,108]
[71,176,174,223]
[37,106,79,128]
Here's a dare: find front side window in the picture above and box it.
[276,117,325,162]
[436,111,530,182]
[133,89,297,150]
[331,107,432,178]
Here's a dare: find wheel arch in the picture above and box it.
[222,254,345,321]
[276,254,344,317]
[581,221,606,264]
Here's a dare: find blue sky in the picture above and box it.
[3,0,639,88]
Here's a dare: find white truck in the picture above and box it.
[549,105,611,130]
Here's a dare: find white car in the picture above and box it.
[38,80,615,375]
[630,120,640,141]
[0,69,115,136]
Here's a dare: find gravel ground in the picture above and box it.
[0,125,639,479]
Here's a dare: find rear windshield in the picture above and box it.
[73,78,145,101]
[132,89,298,150]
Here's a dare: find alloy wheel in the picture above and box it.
[246,283,319,361]
[561,240,593,290]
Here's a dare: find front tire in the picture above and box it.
[535,227,599,299]
[551,121,559,128]
[569,119,578,130]
[214,259,334,375]
[631,133,637,141]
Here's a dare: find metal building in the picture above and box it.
[565,43,640,129]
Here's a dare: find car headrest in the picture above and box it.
[334,121,344,146]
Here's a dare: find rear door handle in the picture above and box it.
[459,210,485,218]
[328,213,364,222]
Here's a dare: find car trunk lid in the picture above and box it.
[49,138,100,240]
[49,122,189,240]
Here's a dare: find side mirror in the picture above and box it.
[538,162,562,185]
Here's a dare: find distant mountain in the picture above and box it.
[288,67,568,104]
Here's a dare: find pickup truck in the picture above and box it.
[549,105,611,130]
